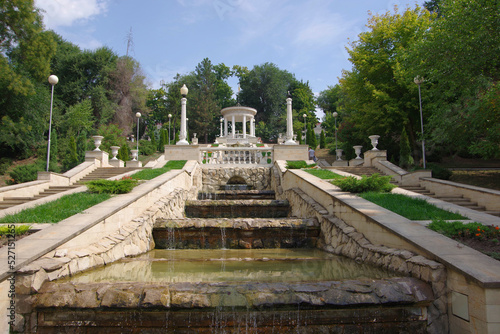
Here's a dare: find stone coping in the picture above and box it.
[286,169,500,288]
[0,169,185,283]
[33,277,433,310]
[421,177,500,196]
[154,217,319,229]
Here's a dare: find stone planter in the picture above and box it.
[131,149,138,161]
[369,135,380,150]
[110,146,120,160]
[335,149,343,161]
[353,145,363,159]
[92,135,104,151]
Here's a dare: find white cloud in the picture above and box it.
[35,0,108,29]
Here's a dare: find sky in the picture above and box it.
[34,0,423,115]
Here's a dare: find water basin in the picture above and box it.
[60,249,400,284]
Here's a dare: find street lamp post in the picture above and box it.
[46,75,59,172]
[135,112,141,153]
[303,114,307,145]
[414,76,426,169]
[177,84,189,145]
[333,112,338,151]
[168,114,172,145]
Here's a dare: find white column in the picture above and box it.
[250,117,254,137]
[243,115,247,138]
[285,97,297,145]
[224,118,228,137]
[177,97,189,145]
[232,115,235,138]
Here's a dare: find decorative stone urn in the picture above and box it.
[131,149,138,161]
[110,146,120,160]
[92,135,104,151]
[369,135,380,150]
[353,145,363,159]
[335,149,343,161]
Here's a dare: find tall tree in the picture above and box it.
[238,63,295,141]
[190,58,218,143]
[411,0,500,158]
[339,5,433,160]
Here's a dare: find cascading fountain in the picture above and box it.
[30,178,434,332]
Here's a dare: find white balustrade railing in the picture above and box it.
[200,147,273,165]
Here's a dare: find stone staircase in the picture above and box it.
[0,167,141,210]
[399,185,500,217]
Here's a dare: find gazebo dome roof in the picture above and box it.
[221,106,257,122]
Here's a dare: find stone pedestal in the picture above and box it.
[85,150,109,166]
[127,160,142,168]
[109,159,124,167]
[165,145,200,161]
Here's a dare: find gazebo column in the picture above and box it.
[243,115,247,138]
[250,117,254,137]
[231,115,235,138]
[224,118,228,137]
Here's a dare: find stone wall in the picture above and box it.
[278,186,448,334]
[201,166,271,193]
[14,187,193,333]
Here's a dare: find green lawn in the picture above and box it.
[359,192,466,220]
[304,169,344,180]
[0,192,111,224]
[131,160,187,180]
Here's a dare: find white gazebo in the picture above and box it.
[218,106,258,145]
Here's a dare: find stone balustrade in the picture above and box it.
[200,147,273,165]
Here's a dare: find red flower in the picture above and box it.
[475,233,481,236]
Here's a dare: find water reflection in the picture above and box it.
[62,249,401,283]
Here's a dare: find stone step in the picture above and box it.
[153,217,319,249]
[485,211,500,217]
[185,199,290,219]
[198,190,276,200]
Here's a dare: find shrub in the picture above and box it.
[0,225,31,236]
[138,139,157,156]
[428,220,500,240]
[286,160,317,169]
[85,178,138,194]
[332,173,395,193]
[0,158,12,175]
[399,127,414,170]
[7,160,59,185]
[320,130,326,149]
[428,163,452,180]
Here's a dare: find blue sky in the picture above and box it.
[35,0,421,106]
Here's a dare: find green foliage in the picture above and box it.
[320,130,326,149]
[0,225,31,236]
[427,163,452,180]
[360,192,466,220]
[338,5,433,159]
[61,136,79,171]
[428,220,500,245]
[332,174,396,193]
[117,144,130,162]
[285,161,317,169]
[399,127,414,169]
[304,169,343,180]
[138,139,157,156]
[7,160,59,185]
[0,192,111,224]
[131,160,187,180]
[97,123,127,154]
[0,158,12,175]
[85,178,138,194]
